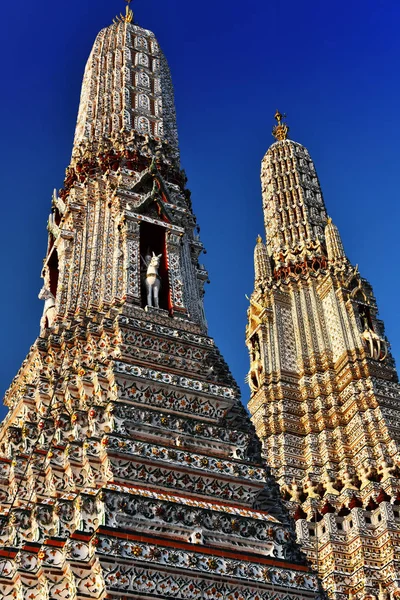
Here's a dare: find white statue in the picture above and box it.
[38,287,56,331]
[143,252,162,308]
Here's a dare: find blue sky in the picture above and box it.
[1,0,399,416]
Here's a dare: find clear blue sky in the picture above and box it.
[1,0,399,417]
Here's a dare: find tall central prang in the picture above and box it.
[48,1,205,328]
[0,8,322,600]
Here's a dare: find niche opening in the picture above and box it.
[140,221,170,310]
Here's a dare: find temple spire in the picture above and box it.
[254,235,272,283]
[325,216,348,264]
[73,8,179,156]
[261,122,328,276]
[0,11,323,600]
[248,116,399,600]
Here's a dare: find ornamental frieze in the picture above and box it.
[96,535,318,591]
[102,489,299,559]
[112,403,251,450]
[100,564,315,600]
[103,435,267,483]
[114,360,236,399]
[117,379,230,419]
[104,456,263,504]
[120,315,216,347]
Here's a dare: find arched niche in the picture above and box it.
[140,220,170,311]
[48,250,59,298]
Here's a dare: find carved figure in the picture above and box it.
[323,472,340,496]
[52,188,66,215]
[285,479,302,502]
[360,310,370,332]
[142,252,162,308]
[47,211,61,239]
[359,465,372,490]
[361,327,387,362]
[379,460,395,482]
[246,295,266,329]
[38,287,56,330]
[246,338,264,393]
[303,475,320,499]
[341,469,358,490]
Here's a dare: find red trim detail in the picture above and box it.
[0,549,17,558]
[97,527,309,572]
[70,531,92,542]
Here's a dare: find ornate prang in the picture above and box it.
[247,117,400,600]
[0,9,322,600]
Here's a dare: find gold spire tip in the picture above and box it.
[327,216,333,224]
[272,110,289,141]
[114,0,134,24]
[256,235,263,244]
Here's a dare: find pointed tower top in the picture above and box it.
[72,3,180,157]
[325,216,348,264]
[254,234,272,283]
[114,0,134,24]
[272,110,289,141]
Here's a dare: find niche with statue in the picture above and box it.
[39,247,59,331]
[358,304,387,361]
[140,221,170,310]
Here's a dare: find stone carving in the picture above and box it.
[142,251,162,308]
[47,211,61,238]
[379,460,395,482]
[52,188,66,215]
[341,469,358,490]
[303,475,320,499]
[361,326,387,361]
[38,286,56,330]
[246,336,264,393]
[322,472,340,496]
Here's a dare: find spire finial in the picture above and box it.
[114,0,134,24]
[272,110,289,141]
